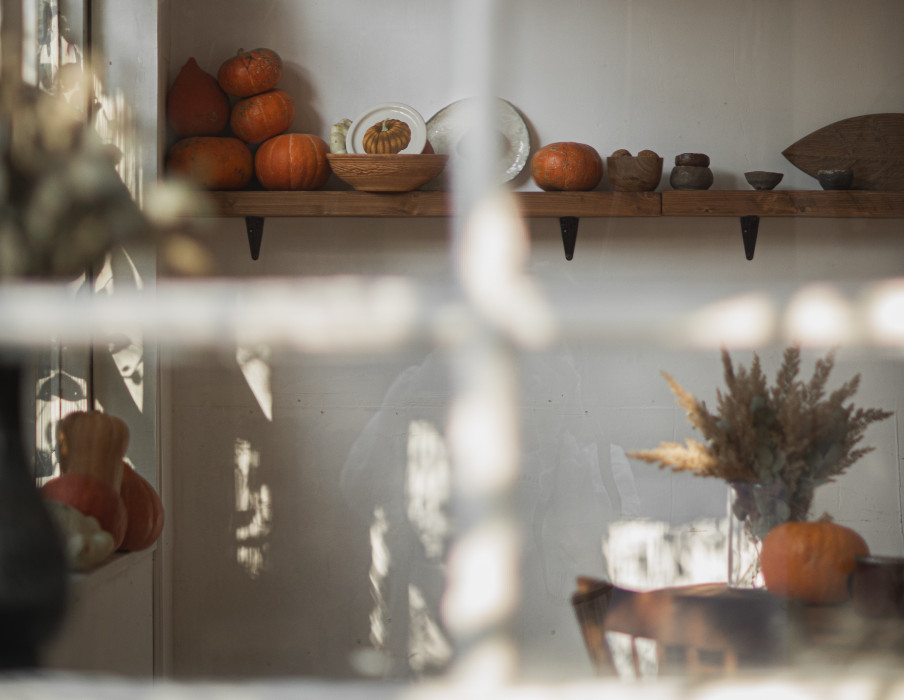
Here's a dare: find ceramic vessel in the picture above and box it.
[670,165,713,190]
[744,171,783,190]
[817,168,854,190]
[675,152,710,168]
[607,155,663,192]
[327,154,449,192]
[850,555,904,618]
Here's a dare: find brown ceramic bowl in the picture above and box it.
[745,171,784,190]
[327,154,449,192]
[670,165,714,190]
[607,155,663,192]
[850,555,904,618]
[675,152,710,168]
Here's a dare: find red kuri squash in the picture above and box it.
[230,89,296,145]
[166,136,253,190]
[118,463,165,552]
[254,133,330,190]
[761,520,869,604]
[42,472,128,551]
[531,142,603,191]
[166,57,230,137]
[217,48,284,98]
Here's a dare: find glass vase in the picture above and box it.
[727,481,791,589]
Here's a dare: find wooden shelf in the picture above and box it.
[662,190,904,217]
[202,190,663,218]
[203,189,904,219]
[201,189,904,261]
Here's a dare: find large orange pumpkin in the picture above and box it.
[254,133,330,190]
[217,48,283,98]
[230,89,296,144]
[42,472,128,551]
[761,520,869,604]
[166,57,230,137]
[118,463,165,552]
[531,142,603,191]
[166,136,253,190]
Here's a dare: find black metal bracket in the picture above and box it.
[560,216,579,261]
[740,215,759,261]
[246,216,264,260]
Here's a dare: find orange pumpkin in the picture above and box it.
[42,472,128,551]
[166,136,253,190]
[254,133,330,190]
[230,89,295,144]
[217,47,284,98]
[761,520,869,604]
[57,410,129,492]
[118,463,165,552]
[363,119,411,154]
[531,142,603,191]
[166,57,230,137]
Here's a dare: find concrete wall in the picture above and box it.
[162,0,904,682]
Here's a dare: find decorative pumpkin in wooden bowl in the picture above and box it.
[327,154,449,192]
[362,119,412,154]
[531,142,603,191]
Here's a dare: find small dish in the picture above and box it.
[425,97,531,186]
[327,154,448,192]
[607,155,663,192]
[346,102,427,155]
[744,171,784,190]
[817,168,854,190]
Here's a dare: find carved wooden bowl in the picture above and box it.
[607,155,664,192]
[327,154,449,192]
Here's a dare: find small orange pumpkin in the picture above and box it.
[254,133,330,190]
[217,48,283,98]
[166,136,253,190]
[229,89,295,144]
[118,463,165,552]
[166,57,230,137]
[761,520,869,604]
[531,142,603,191]
[363,119,411,154]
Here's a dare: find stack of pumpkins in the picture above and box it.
[40,411,164,571]
[165,48,330,191]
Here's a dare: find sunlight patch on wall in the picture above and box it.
[236,344,273,421]
[368,505,391,651]
[406,419,451,560]
[408,584,453,674]
[603,518,730,590]
[234,438,272,578]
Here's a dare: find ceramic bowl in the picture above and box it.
[607,155,663,192]
[744,171,784,190]
[327,154,449,192]
[675,152,710,168]
[850,555,904,618]
[670,165,714,190]
[817,168,854,190]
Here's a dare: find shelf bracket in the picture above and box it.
[740,215,759,261]
[560,216,579,261]
[246,216,264,261]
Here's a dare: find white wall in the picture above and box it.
[162,0,904,682]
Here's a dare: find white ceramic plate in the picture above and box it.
[346,102,427,155]
[425,98,531,186]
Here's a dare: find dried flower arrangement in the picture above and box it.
[628,346,893,540]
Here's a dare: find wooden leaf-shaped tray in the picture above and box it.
[782,113,904,190]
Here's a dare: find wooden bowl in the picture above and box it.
[607,155,663,192]
[327,154,448,192]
